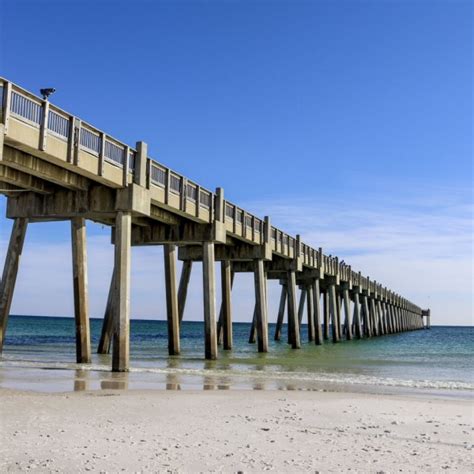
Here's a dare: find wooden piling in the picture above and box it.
[164,244,180,355]
[254,259,269,352]
[112,211,131,372]
[287,270,301,349]
[220,260,233,350]
[0,217,28,352]
[202,241,217,360]
[274,283,287,341]
[71,217,91,363]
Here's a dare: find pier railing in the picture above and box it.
[0,77,422,314]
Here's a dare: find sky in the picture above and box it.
[0,0,472,326]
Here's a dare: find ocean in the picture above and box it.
[0,315,472,397]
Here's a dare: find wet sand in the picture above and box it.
[0,388,472,472]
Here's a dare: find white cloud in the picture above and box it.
[0,184,472,327]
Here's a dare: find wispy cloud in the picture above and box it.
[0,184,472,327]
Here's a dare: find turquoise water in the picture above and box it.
[0,315,472,395]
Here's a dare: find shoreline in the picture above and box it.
[1,387,472,472]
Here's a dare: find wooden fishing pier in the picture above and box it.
[0,78,430,372]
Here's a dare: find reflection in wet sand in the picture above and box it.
[100,372,129,390]
[73,369,89,391]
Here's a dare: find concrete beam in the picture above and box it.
[1,146,90,190]
[0,165,54,194]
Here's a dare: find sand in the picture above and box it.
[0,388,472,473]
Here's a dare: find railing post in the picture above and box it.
[122,145,130,187]
[2,81,12,132]
[39,99,49,151]
[134,141,148,187]
[98,132,106,176]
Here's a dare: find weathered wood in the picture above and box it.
[286,270,301,349]
[220,260,233,350]
[0,218,28,352]
[164,244,180,355]
[177,260,193,322]
[342,288,352,340]
[97,267,116,354]
[274,283,287,341]
[254,259,268,352]
[323,291,330,340]
[71,217,91,363]
[202,241,217,360]
[352,292,362,339]
[112,211,131,372]
[312,279,323,345]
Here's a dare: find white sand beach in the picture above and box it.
[0,388,472,473]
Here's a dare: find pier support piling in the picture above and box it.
[219,260,233,350]
[164,244,180,355]
[342,286,352,340]
[71,217,91,363]
[254,259,269,353]
[0,217,28,352]
[178,260,193,323]
[202,242,217,360]
[112,211,131,372]
[312,279,323,345]
[274,283,287,341]
[287,270,301,349]
[97,267,116,354]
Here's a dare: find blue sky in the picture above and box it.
[0,0,472,325]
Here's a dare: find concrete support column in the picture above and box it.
[352,292,362,339]
[306,284,315,342]
[376,300,384,336]
[220,260,233,350]
[361,294,371,337]
[164,244,180,355]
[342,287,352,340]
[274,283,287,341]
[323,290,330,340]
[97,267,115,354]
[297,288,306,326]
[254,259,268,353]
[312,279,323,345]
[112,211,131,372]
[328,284,340,343]
[178,260,193,323]
[71,217,91,363]
[202,242,218,360]
[286,269,301,349]
[370,298,379,336]
[0,217,28,352]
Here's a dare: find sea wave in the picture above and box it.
[1,358,472,392]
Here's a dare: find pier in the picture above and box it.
[0,78,430,372]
